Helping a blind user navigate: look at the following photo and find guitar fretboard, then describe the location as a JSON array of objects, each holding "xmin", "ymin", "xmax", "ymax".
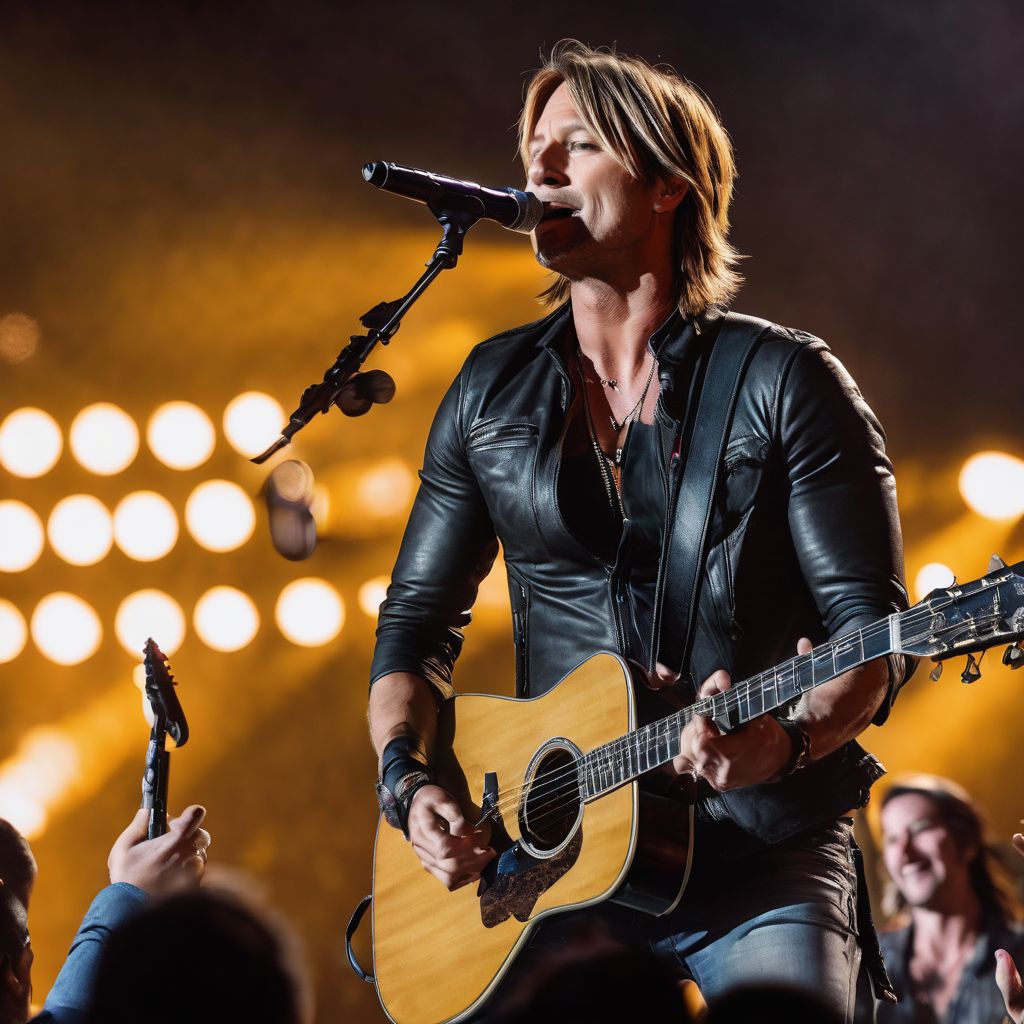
[{"xmin": 578, "ymin": 613, "xmax": 900, "ymax": 801}]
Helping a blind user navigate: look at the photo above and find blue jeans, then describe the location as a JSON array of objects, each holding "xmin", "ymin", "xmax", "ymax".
[{"xmin": 649, "ymin": 818, "xmax": 864, "ymax": 1022}]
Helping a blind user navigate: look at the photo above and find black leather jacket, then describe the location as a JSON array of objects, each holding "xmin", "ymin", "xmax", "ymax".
[{"xmin": 371, "ymin": 304, "xmax": 914, "ymax": 844}]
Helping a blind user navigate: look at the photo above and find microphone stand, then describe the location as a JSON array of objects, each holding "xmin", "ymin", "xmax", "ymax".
[{"xmin": 252, "ymin": 197, "xmax": 484, "ymax": 464}]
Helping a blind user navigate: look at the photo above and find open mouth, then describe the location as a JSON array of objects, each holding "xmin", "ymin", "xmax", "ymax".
[{"xmin": 540, "ymin": 203, "xmax": 578, "ymax": 223}]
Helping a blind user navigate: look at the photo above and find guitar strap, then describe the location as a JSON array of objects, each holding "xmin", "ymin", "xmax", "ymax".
[{"xmin": 653, "ymin": 311, "xmax": 771, "ymax": 679}]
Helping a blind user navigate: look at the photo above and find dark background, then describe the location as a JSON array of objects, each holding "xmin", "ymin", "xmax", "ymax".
[{"xmin": 1, "ymin": 3, "xmax": 1022, "ymax": 1021}]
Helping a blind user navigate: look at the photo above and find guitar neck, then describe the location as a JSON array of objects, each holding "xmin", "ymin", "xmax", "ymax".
[{"xmin": 579, "ymin": 612, "xmax": 902, "ymax": 802}]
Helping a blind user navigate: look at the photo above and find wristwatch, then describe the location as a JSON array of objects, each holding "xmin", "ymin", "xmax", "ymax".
[{"xmin": 775, "ymin": 716, "xmax": 812, "ymax": 776}]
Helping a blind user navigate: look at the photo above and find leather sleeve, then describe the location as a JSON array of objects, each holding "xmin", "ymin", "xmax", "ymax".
[
  {"xmin": 778, "ymin": 341, "xmax": 916, "ymax": 724},
  {"xmin": 369, "ymin": 353, "xmax": 499, "ymax": 699}
]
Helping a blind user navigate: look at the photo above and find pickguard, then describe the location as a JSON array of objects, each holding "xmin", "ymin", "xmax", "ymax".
[{"xmin": 478, "ymin": 828, "xmax": 583, "ymax": 928}]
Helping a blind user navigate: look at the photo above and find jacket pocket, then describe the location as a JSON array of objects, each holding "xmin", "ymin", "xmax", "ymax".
[
  {"xmin": 466, "ymin": 420, "xmax": 539, "ymax": 452},
  {"xmin": 506, "ymin": 564, "xmax": 530, "ymax": 698}
]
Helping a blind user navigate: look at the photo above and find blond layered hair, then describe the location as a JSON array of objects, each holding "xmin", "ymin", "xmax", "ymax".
[{"xmin": 519, "ymin": 40, "xmax": 742, "ymax": 318}]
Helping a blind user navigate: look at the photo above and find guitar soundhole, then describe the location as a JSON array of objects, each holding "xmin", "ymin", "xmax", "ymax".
[{"xmin": 521, "ymin": 745, "xmax": 582, "ymax": 854}]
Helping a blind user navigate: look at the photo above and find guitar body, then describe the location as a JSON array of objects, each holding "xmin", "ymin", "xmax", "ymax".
[{"xmin": 371, "ymin": 652, "xmax": 693, "ymax": 1024}]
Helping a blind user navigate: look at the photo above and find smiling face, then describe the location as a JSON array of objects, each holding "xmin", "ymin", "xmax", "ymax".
[
  {"xmin": 881, "ymin": 792, "xmax": 978, "ymax": 914},
  {"xmin": 525, "ymin": 82, "xmax": 682, "ymax": 287}
]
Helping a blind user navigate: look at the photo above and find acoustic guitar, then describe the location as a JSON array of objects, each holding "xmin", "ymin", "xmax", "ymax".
[{"xmin": 370, "ymin": 557, "xmax": 1024, "ymax": 1024}]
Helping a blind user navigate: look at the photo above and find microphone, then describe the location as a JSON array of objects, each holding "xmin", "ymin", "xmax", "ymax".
[{"xmin": 362, "ymin": 161, "xmax": 543, "ymax": 233}]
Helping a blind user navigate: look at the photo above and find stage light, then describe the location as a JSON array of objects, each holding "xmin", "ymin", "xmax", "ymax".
[
  {"xmin": 70, "ymin": 403, "xmax": 139, "ymax": 475},
  {"xmin": 115, "ymin": 590, "xmax": 186, "ymax": 656},
  {"xmin": 223, "ymin": 392, "xmax": 284, "ymax": 458},
  {"xmin": 0, "ymin": 312, "xmax": 40, "ymax": 363},
  {"xmin": 185, "ymin": 480, "xmax": 255, "ymax": 552},
  {"xmin": 0, "ymin": 501, "xmax": 45, "ymax": 572},
  {"xmin": 914, "ymin": 562, "xmax": 956, "ymax": 601},
  {"xmin": 147, "ymin": 401, "xmax": 216, "ymax": 470},
  {"xmin": 275, "ymin": 578, "xmax": 344, "ymax": 647},
  {"xmin": 113, "ymin": 491, "xmax": 179, "ymax": 561},
  {"xmin": 959, "ymin": 451, "xmax": 1024, "ymax": 521},
  {"xmin": 355, "ymin": 458, "xmax": 416, "ymax": 518},
  {"xmin": 0, "ymin": 727, "xmax": 80, "ymax": 839},
  {"xmin": 193, "ymin": 586, "xmax": 260, "ymax": 652},
  {"xmin": 47, "ymin": 494, "xmax": 114, "ymax": 566},
  {"xmin": 31, "ymin": 593, "xmax": 102, "ymax": 665},
  {"xmin": 0, "ymin": 600, "xmax": 27, "ymax": 663},
  {"xmin": 358, "ymin": 576, "xmax": 390, "ymax": 617},
  {"xmin": 0, "ymin": 407, "xmax": 62, "ymax": 478}
]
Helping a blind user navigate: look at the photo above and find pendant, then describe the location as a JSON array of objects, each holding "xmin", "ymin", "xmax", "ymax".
[
  {"xmin": 609, "ymin": 414, "xmax": 621, "ymax": 432},
  {"xmin": 601, "ymin": 378, "xmax": 618, "ymax": 390}
]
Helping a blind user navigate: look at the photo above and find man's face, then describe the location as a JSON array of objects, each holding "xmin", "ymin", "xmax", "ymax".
[
  {"xmin": 881, "ymin": 793, "xmax": 976, "ymax": 912},
  {"xmin": 525, "ymin": 82, "xmax": 670, "ymax": 281}
]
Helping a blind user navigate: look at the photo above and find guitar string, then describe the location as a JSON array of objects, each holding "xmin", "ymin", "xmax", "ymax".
[
  {"xmin": 501, "ymin": 612, "xmax": 1008, "ymax": 833},
  {"xmin": 484, "ymin": 609, "xmax": 928, "ymax": 823},
  {"xmin": 504, "ymin": 604, "xmax": 1008, "ymax": 826},
  {"xmin": 481, "ymin": 600, "xmax": 1002, "ymax": 826}
]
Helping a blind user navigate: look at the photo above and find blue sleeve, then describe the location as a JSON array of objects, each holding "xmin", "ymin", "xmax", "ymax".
[{"xmin": 35, "ymin": 883, "xmax": 149, "ymax": 1022}]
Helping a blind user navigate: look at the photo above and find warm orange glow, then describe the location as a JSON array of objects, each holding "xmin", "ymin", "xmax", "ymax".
[
  {"xmin": 275, "ymin": 578, "xmax": 344, "ymax": 646},
  {"xmin": 193, "ymin": 586, "xmax": 260, "ymax": 651},
  {"xmin": 222, "ymin": 391, "xmax": 284, "ymax": 458},
  {"xmin": 115, "ymin": 590, "xmax": 186, "ymax": 656},
  {"xmin": 0, "ymin": 600, "xmax": 28, "ymax": 663},
  {"xmin": 959, "ymin": 451, "xmax": 1024, "ymax": 521},
  {"xmin": 358, "ymin": 576, "xmax": 390, "ymax": 617},
  {"xmin": 31, "ymin": 593, "xmax": 103, "ymax": 665},
  {"xmin": 355, "ymin": 458, "xmax": 416, "ymax": 518},
  {"xmin": 47, "ymin": 494, "xmax": 114, "ymax": 566},
  {"xmin": 113, "ymin": 491, "xmax": 179, "ymax": 561},
  {"xmin": 0, "ymin": 500, "xmax": 45, "ymax": 572},
  {"xmin": 913, "ymin": 562, "xmax": 956, "ymax": 601},
  {"xmin": 0, "ymin": 312, "xmax": 40, "ymax": 363},
  {"xmin": 70, "ymin": 403, "xmax": 139, "ymax": 475},
  {"xmin": 185, "ymin": 480, "xmax": 255, "ymax": 552},
  {"xmin": 147, "ymin": 401, "xmax": 216, "ymax": 470},
  {"xmin": 0, "ymin": 407, "xmax": 62, "ymax": 478}
]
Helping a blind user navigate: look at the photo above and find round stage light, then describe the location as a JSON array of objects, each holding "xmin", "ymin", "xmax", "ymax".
[
  {"xmin": 0, "ymin": 407, "xmax": 62, "ymax": 478},
  {"xmin": 193, "ymin": 586, "xmax": 260, "ymax": 652},
  {"xmin": 0, "ymin": 601, "xmax": 28, "ymax": 663},
  {"xmin": 47, "ymin": 495, "xmax": 113, "ymax": 566},
  {"xmin": 147, "ymin": 401, "xmax": 216, "ymax": 470},
  {"xmin": 959, "ymin": 451, "xmax": 1024, "ymax": 521},
  {"xmin": 223, "ymin": 392, "xmax": 284, "ymax": 458},
  {"xmin": 115, "ymin": 590, "xmax": 186, "ymax": 657},
  {"xmin": 70, "ymin": 403, "xmax": 139, "ymax": 475},
  {"xmin": 0, "ymin": 312, "xmax": 40, "ymax": 364},
  {"xmin": 31, "ymin": 593, "xmax": 102, "ymax": 665},
  {"xmin": 113, "ymin": 491, "xmax": 178, "ymax": 561},
  {"xmin": 185, "ymin": 480, "xmax": 255, "ymax": 552},
  {"xmin": 914, "ymin": 562, "xmax": 956, "ymax": 602},
  {"xmin": 355, "ymin": 459, "xmax": 416, "ymax": 518},
  {"xmin": 358, "ymin": 576, "xmax": 390, "ymax": 617},
  {"xmin": 0, "ymin": 501, "xmax": 45, "ymax": 572},
  {"xmin": 275, "ymin": 578, "xmax": 345, "ymax": 647}
]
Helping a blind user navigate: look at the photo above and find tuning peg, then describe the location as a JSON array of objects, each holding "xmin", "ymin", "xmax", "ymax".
[
  {"xmin": 960, "ymin": 652, "xmax": 982, "ymax": 684},
  {"xmin": 929, "ymin": 662, "xmax": 943, "ymax": 682},
  {"xmin": 988, "ymin": 554, "xmax": 1007, "ymax": 573},
  {"xmin": 1003, "ymin": 644, "xmax": 1024, "ymax": 670}
]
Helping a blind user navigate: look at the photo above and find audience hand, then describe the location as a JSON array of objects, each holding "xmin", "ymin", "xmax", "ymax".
[
  {"xmin": 107, "ymin": 805, "xmax": 211, "ymax": 896},
  {"xmin": 994, "ymin": 823, "xmax": 1024, "ymax": 1023}
]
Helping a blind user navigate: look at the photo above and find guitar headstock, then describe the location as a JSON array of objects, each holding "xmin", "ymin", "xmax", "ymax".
[
  {"xmin": 142, "ymin": 638, "xmax": 189, "ymax": 747},
  {"xmin": 895, "ymin": 557, "xmax": 1024, "ymax": 673}
]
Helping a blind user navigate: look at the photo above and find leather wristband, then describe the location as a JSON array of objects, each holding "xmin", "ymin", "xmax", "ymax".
[
  {"xmin": 775, "ymin": 716, "xmax": 812, "ymax": 777},
  {"xmin": 376, "ymin": 736, "xmax": 432, "ymax": 837}
]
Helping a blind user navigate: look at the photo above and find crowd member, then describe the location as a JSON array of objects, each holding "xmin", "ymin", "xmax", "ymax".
[
  {"xmin": 80, "ymin": 888, "xmax": 312, "ymax": 1024},
  {"xmin": 368, "ymin": 38, "xmax": 913, "ymax": 1021},
  {"xmin": 31, "ymin": 805, "xmax": 211, "ymax": 1024},
  {"xmin": 994, "ymin": 828, "xmax": 1024, "ymax": 1023},
  {"xmin": 0, "ymin": 887, "xmax": 31, "ymax": 1024},
  {"xmin": 878, "ymin": 775, "xmax": 1024, "ymax": 1023},
  {"xmin": 0, "ymin": 822, "xmax": 37, "ymax": 911}
]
